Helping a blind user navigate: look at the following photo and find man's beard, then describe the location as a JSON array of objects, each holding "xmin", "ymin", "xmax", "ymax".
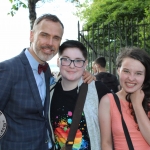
[
  {"xmin": 34, "ymin": 46, "xmax": 55, "ymax": 62},
  {"xmin": 36, "ymin": 50, "xmax": 54, "ymax": 62}
]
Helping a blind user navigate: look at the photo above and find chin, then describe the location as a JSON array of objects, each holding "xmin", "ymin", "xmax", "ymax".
[
  {"xmin": 67, "ymin": 78, "xmax": 76, "ymax": 81},
  {"xmin": 124, "ymin": 88, "xmax": 137, "ymax": 94},
  {"xmin": 40, "ymin": 54, "xmax": 54, "ymax": 62},
  {"xmin": 66, "ymin": 76, "xmax": 79, "ymax": 82}
]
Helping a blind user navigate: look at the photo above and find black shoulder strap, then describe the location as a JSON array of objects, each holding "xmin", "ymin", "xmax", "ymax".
[
  {"xmin": 65, "ymin": 83, "xmax": 88, "ymax": 150},
  {"xmin": 50, "ymin": 77, "xmax": 62, "ymax": 92},
  {"xmin": 112, "ymin": 92, "xmax": 134, "ymax": 150}
]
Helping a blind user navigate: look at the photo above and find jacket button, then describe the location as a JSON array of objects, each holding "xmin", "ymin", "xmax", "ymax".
[{"xmin": 45, "ymin": 139, "xmax": 48, "ymax": 143}]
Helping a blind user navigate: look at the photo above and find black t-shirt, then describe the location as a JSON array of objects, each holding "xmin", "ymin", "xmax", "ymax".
[
  {"xmin": 50, "ymin": 80, "xmax": 110, "ymax": 150},
  {"xmin": 95, "ymin": 72, "xmax": 119, "ymax": 93}
]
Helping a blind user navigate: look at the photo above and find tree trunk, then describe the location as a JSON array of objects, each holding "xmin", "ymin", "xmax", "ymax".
[{"xmin": 28, "ymin": 0, "xmax": 39, "ymax": 29}]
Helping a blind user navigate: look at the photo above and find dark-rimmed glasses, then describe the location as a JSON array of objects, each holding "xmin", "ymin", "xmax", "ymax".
[{"xmin": 60, "ymin": 58, "xmax": 85, "ymax": 68}]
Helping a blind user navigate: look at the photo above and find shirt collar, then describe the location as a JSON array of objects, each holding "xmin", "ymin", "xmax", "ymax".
[{"xmin": 25, "ymin": 48, "xmax": 39, "ymax": 71}]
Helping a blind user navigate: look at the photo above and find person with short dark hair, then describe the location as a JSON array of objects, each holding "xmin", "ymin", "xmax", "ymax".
[
  {"xmin": 94, "ymin": 56, "xmax": 119, "ymax": 93},
  {"xmin": 49, "ymin": 40, "xmax": 110, "ymax": 150}
]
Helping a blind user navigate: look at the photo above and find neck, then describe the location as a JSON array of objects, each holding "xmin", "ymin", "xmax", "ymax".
[
  {"xmin": 98, "ymin": 68, "xmax": 106, "ymax": 73},
  {"xmin": 61, "ymin": 77, "xmax": 81, "ymax": 91},
  {"xmin": 117, "ymin": 89, "xmax": 128, "ymax": 101}
]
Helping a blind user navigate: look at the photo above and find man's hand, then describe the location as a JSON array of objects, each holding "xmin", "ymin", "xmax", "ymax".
[{"xmin": 82, "ymin": 71, "xmax": 96, "ymax": 84}]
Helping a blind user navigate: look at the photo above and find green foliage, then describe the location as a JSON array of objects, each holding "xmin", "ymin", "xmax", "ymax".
[
  {"xmin": 77, "ymin": 0, "xmax": 150, "ymax": 72},
  {"xmin": 77, "ymin": 0, "xmax": 150, "ymax": 27},
  {"xmin": 8, "ymin": 0, "xmax": 28, "ymax": 16},
  {"xmin": 8, "ymin": 0, "xmax": 80, "ymax": 17},
  {"xmin": 8, "ymin": 0, "xmax": 79, "ymax": 29}
]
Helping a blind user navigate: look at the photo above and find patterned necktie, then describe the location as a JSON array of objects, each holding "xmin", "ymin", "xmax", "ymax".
[{"xmin": 38, "ymin": 63, "xmax": 48, "ymax": 74}]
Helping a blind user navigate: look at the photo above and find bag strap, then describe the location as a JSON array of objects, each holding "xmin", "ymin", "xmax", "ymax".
[
  {"xmin": 65, "ymin": 83, "xmax": 88, "ymax": 150},
  {"xmin": 112, "ymin": 92, "xmax": 134, "ymax": 150},
  {"xmin": 50, "ymin": 77, "xmax": 62, "ymax": 92}
]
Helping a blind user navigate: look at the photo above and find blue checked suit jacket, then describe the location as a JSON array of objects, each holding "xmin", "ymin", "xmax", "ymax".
[{"xmin": 0, "ymin": 50, "xmax": 53, "ymax": 150}]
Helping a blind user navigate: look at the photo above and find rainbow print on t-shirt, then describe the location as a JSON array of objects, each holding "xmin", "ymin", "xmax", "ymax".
[{"xmin": 54, "ymin": 120, "xmax": 82, "ymax": 149}]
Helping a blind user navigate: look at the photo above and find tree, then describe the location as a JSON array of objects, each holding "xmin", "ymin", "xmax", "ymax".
[
  {"xmin": 76, "ymin": 0, "xmax": 150, "ymax": 72},
  {"xmin": 8, "ymin": 0, "xmax": 80, "ymax": 29},
  {"xmin": 76, "ymin": 0, "xmax": 150, "ymax": 26}
]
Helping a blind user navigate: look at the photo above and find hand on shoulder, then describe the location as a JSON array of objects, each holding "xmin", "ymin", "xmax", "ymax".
[{"xmin": 82, "ymin": 70, "xmax": 96, "ymax": 84}]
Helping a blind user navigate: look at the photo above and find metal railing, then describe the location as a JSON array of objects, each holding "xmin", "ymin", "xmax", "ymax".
[{"xmin": 78, "ymin": 19, "xmax": 150, "ymax": 74}]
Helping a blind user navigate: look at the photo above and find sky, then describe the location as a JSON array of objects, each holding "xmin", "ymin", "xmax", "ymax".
[{"xmin": 0, "ymin": 0, "xmax": 81, "ymax": 72}]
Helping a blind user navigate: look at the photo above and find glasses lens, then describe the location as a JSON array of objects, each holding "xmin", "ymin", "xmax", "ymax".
[
  {"xmin": 74, "ymin": 60, "xmax": 85, "ymax": 68},
  {"xmin": 61, "ymin": 58, "xmax": 71, "ymax": 66}
]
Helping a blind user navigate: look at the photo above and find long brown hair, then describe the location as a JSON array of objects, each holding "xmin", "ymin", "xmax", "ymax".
[{"xmin": 116, "ymin": 47, "xmax": 150, "ymax": 126}]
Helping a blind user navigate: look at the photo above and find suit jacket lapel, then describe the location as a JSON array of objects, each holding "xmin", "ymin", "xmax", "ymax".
[
  {"xmin": 44, "ymin": 64, "xmax": 51, "ymax": 118},
  {"xmin": 19, "ymin": 50, "xmax": 43, "ymax": 117}
]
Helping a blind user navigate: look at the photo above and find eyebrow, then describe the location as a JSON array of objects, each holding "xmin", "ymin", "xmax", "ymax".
[
  {"xmin": 136, "ymin": 71, "xmax": 145, "ymax": 73},
  {"xmin": 40, "ymin": 32, "xmax": 61, "ymax": 39},
  {"xmin": 123, "ymin": 68, "xmax": 145, "ymax": 73},
  {"xmin": 40, "ymin": 31, "xmax": 48, "ymax": 34}
]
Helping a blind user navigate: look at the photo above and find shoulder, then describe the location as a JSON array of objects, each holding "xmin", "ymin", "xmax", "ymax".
[
  {"xmin": 100, "ymin": 93, "xmax": 112, "ymax": 104},
  {"xmin": 95, "ymin": 72, "xmax": 104, "ymax": 79},
  {"xmin": 94, "ymin": 81, "xmax": 110, "ymax": 100},
  {"xmin": 0, "ymin": 57, "xmax": 17, "ymax": 71},
  {"xmin": 99, "ymin": 93, "xmax": 114, "ymax": 114},
  {"xmin": 108, "ymin": 73, "xmax": 118, "ymax": 81},
  {"xmin": 100, "ymin": 93, "xmax": 117, "ymax": 111},
  {"xmin": 95, "ymin": 81, "xmax": 110, "ymax": 93},
  {"xmin": 50, "ymin": 77, "xmax": 61, "ymax": 91},
  {"xmin": 99, "ymin": 94, "xmax": 111, "ymax": 115},
  {"xmin": 0, "ymin": 52, "xmax": 24, "ymax": 66},
  {"xmin": 95, "ymin": 80, "xmax": 107, "ymax": 87},
  {"xmin": 111, "ymin": 73, "xmax": 118, "ymax": 79}
]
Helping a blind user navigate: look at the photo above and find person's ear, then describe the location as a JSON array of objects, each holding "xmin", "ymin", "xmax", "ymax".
[
  {"xmin": 97, "ymin": 64, "xmax": 101, "ymax": 69},
  {"xmin": 57, "ymin": 58, "xmax": 60, "ymax": 67},
  {"xmin": 117, "ymin": 68, "xmax": 120, "ymax": 75},
  {"xmin": 30, "ymin": 30, "xmax": 34, "ymax": 43}
]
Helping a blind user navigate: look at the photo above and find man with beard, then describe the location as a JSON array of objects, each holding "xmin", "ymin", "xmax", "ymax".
[{"xmin": 0, "ymin": 14, "xmax": 94, "ymax": 150}]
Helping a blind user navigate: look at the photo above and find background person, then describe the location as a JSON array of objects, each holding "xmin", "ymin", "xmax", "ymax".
[
  {"xmin": 49, "ymin": 40, "xmax": 110, "ymax": 150},
  {"xmin": 99, "ymin": 47, "xmax": 150, "ymax": 150},
  {"xmin": 94, "ymin": 56, "xmax": 119, "ymax": 93},
  {"xmin": 92, "ymin": 61, "xmax": 97, "ymax": 75}
]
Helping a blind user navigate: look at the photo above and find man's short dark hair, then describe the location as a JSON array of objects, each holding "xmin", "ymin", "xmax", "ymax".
[
  {"xmin": 33, "ymin": 13, "xmax": 64, "ymax": 30},
  {"xmin": 95, "ymin": 57, "xmax": 106, "ymax": 68}
]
